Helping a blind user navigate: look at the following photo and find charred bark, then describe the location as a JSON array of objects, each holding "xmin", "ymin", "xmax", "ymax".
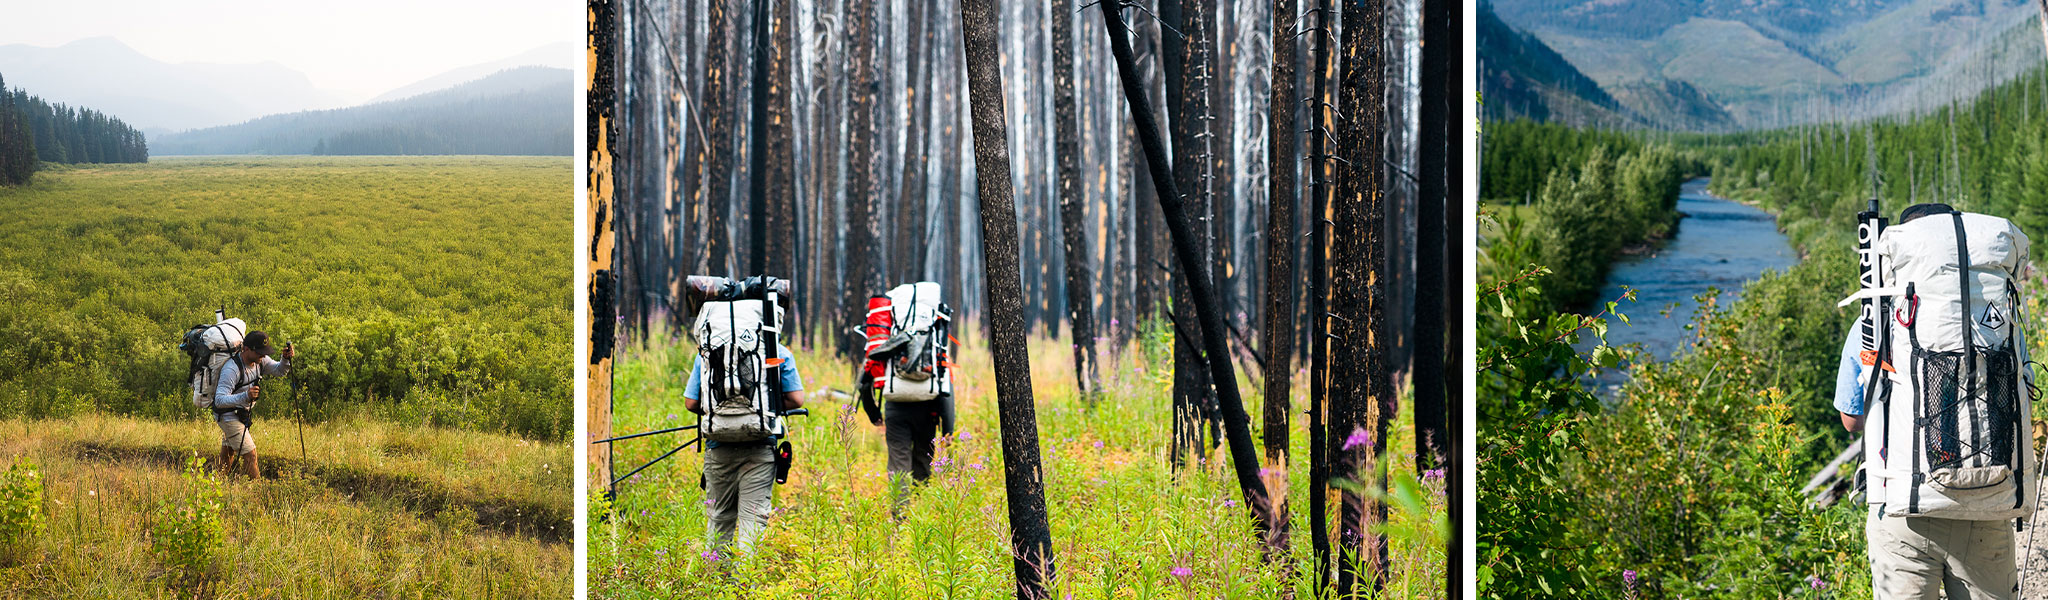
[
  {"xmin": 703, "ymin": 0, "xmax": 735, "ymax": 276},
  {"xmin": 959, "ymin": 0, "xmax": 1058, "ymax": 596},
  {"xmin": 1331, "ymin": 0, "xmax": 1389, "ymax": 594},
  {"xmin": 1419, "ymin": 0, "xmax": 1464, "ymax": 594},
  {"xmin": 1052, "ymin": 0, "xmax": 1102, "ymax": 404},
  {"xmin": 843, "ymin": 0, "xmax": 883, "ymax": 360},
  {"xmin": 1101, "ymin": 0, "xmax": 1290, "ymax": 560},
  {"xmin": 1262, "ymin": 0, "xmax": 1298, "ymax": 470}
]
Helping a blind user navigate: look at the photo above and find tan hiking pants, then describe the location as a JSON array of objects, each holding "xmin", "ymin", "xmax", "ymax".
[
  {"xmin": 703, "ymin": 443, "xmax": 777, "ymax": 556},
  {"xmin": 1867, "ymin": 505, "xmax": 2017, "ymax": 599}
]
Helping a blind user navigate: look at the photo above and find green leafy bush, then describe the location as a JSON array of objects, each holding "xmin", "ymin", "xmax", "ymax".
[
  {"xmin": 151, "ymin": 453, "xmax": 225, "ymax": 597},
  {"xmin": 0, "ymin": 457, "xmax": 45, "ymax": 565}
]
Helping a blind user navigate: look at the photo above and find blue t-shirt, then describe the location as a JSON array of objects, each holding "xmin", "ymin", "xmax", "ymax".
[
  {"xmin": 1833, "ymin": 326, "xmax": 1867, "ymax": 416},
  {"xmin": 685, "ymin": 345, "xmax": 804, "ymax": 448}
]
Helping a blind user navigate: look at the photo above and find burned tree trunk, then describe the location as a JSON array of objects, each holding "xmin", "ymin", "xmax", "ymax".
[
  {"xmin": 843, "ymin": 0, "xmax": 883, "ymax": 360},
  {"xmin": 1161, "ymin": 0, "xmax": 1218, "ymax": 469},
  {"xmin": 587, "ymin": 0, "xmax": 619, "ymax": 503},
  {"xmin": 1413, "ymin": 0, "xmax": 1450, "ymax": 471},
  {"xmin": 1331, "ymin": 0, "xmax": 1389, "ymax": 594},
  {"xmin": 1102, "ymin": 0, "xmax": 1290, "ymax": 560},
  {"xmin": 766, "ymin": 0, "xmax": 797, "ymax": 281},
  {"xmin": 1052, "ymin": 0, "xmax": 1102, "ymax": 404},
  {"xmin": 1304, "ymin": 0, "xmax": 1337, "ymax": 586},
  {"xmin": 703, "ymin": 0, "xmax": 735, "ymax": 276},
  {"xmin": 1262, "ymin": 0, "xmax": 1299, "ymax": 471},
  {"xmin": 1419, "ymin": 0, "xmax": 1464, "ymax": 594},
  {"xmin": 748, "ymin": 0, "xmax": 771, "ymax": 275},
  {"xmin": 959, "ymin": 0, "xmax": 1058, "ymax": 596},
  {"xmin": 897, "ymin": 0, "xmax": 932, "ymax": 285}
]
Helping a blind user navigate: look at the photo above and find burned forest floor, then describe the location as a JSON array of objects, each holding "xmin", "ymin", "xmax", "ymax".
[{"xmin": 592, "ymin": 322, "xmax": 1448, "ymax": 599}]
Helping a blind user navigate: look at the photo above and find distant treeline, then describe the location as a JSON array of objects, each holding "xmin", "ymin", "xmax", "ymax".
[
  {"xmin": 152, "ymin": 66, "xmax": 571, "ymax": 156},
  {"xmin": 1481, "ymin": 120, "xmax": 1702, "ymax": 310},
  {"xmin": 0, "ymin": 72, "xmax": 148, "ymax": 185},
  {"xmin": 1707, "ymin": 64, "xmax": 2048, "ymax": 259}
]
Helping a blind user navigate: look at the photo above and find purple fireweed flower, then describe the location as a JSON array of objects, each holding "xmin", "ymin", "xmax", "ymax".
[
  {"xmin": 1423, "ymin": 468, "xmax": 1445, "ymax": 480},
  {"xmin": 1171, "ymin": 566, "xmax": 1192, "ymax": 579},
  {"xmin": 703, "ymin": 498, "xmax": 715, "ymax": 506},
  {"xmin": 1807, "ymin": 575, "xmax": 1826, "ymax": 590},
  {"xmin": 667, "ymin": 413, "xmax": 678, "ymax": 421},
  {"xmin": 960, "ymin": 431, "xmax": 973, "ymax": 441},
  {"xmin": 1624, "ymin": 570, "xmax": 1638, "ymax": 588},
  {"xmin": 1093, "ymin": 440, "xmax": 1104, "ymax": 449},
  {"xmin": 1342, "ymin": 427, "xmax": 1372, "ymax": 451},
  {"xmin": 1259, "ymin": 467, "xmax": 1279, "ymax": 478},
  {"xmin": 1223, "ymin": 498, "xmax": 1237, "ymax": 508},
  {"xmin": 970, "ymin": 461, "xmax": 986, "ymax": 471},
  {"xmin": 701, "ymin": 550, "xmax": 722, "ymax": 562}
]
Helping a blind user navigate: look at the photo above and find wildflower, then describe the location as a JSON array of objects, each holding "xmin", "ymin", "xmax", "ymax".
[
  {"xmin": 640, "ymin": 509, "xmax": 649, "ymax": 517},
  {"xmin": 703, "ymin": 498, "xmax": 715, "ymax": 507},
  {"xmin": 970, "ymin": 461, "xmax": 986, "ymax": 471},
  {"xmin": 1093, "ymin": 440, "xmax": 1104, "ymax": 449},
  {"xmin": 1342, "ymin": 427, "xmax": 1372, "ymax": 451},
  {"xmin": 667, "ymin": 413, "xmax": 678, "ymax": 421},
  {"xmin": 701, "ymin": 549, "xmax": 722, "ymax": 562},
  {"xmin": 1222, "ymin": 498, "xmax": 1237, "ymax": 508},
  {"xmin": 1171, "ymin": 566, "xmax": 1192, "ymax": 579},
  {"xmin": 1258, "ymin": 467, "xmax": 1278, "ymax": 478},
  {"xmin": 1624, "ymin": 569, "xmax": 1638, "ymax": 588},
  {"xmin": 1807, "ymin": 575, "xmax": 1827, "ymax": 590},
  {"xmin": 655, "ymin": 549, "xmax": 667, "ymax": 556},
  {"xmin": 1423, "ymin": 468, "xmax": 1445, "ymax": 480},
  {"xmin": 960, "ymin": 431, "xmax": 974, "ymax": 441}
]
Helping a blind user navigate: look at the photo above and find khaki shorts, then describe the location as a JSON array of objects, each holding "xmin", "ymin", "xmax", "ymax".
[
  {"xmin": 1867, "ymin": 505, "xmax": 2016, "ymax": 599},
  {"xmin": 218, "ymin": 418, "xmax": 256, "ymax": 455}
]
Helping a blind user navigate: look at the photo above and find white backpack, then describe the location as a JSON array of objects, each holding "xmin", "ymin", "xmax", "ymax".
[
  {"xmin": 692, "ymin": 298, "xmax": 785, "ymax": 442},
  {"xmin": 1851, "ymin": 211, "xmax": 2035, "ymax": 520},
  {"xmin": 870, "ymin": 282, "xmax": 954, "ymax": 402},
  {"xmin": 179, "ymin": 311, "xmax": 245, "ymax": 411}
]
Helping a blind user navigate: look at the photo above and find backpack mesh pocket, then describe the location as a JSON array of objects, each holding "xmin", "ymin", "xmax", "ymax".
[{"xmin": 1916, "ymin": 345, "xmax": 2020, "ymax": 471}]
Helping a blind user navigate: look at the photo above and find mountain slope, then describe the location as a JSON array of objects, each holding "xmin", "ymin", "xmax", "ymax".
[
  {"xmin": 1480, "ymin": 2, "xmax": 1641, "ymax": 128},
  {"xmin": 1493, "ymin": 0, "xmax": 2048, "ymax": 128},
  {"xmin": 0, "ymin": 37, "xmax": 343, "ymax": 134},
  {"xmin": 368, "ymin": 42, "xmax": 577, "ymax": 104},
  {"xmin": 150, "ymin": 67, "xmax": 570, "ymax": 156}
]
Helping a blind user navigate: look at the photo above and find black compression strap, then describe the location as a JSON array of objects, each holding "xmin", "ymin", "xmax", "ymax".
[{"xmin": 1952, "ymin": 213, "xmax": 1979, "ymax": 470}]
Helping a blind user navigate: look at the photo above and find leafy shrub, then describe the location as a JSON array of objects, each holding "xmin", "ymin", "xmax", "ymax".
[
  {"xmin": 0, "ymin": 457, "xmax": 45, "ymax": 565},
  {"xmin": 151, "ymin": 453, "xmax": 225, "ymax": 597}
]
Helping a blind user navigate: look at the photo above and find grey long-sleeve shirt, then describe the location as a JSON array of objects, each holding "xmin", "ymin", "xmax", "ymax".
[{"xmin": 214, "ymin": 355, "xmax": 290, "ymax": 422}]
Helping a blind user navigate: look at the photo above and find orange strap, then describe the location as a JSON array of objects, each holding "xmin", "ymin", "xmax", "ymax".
[
  {"xmin": 948, "ymin": 335, "xmax": 960, "ymax": 346},
  {"xmin": 766, "ymin": 358, "xmax": 785, "ymax": 367},
  {"xmin": 1856, "ymin": 350, "xmax": 1895, "ymax": 373}
]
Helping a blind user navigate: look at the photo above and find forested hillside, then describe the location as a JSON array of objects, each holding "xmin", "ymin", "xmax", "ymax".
[
  {"xmin": 151, "ymin": 67, "xmax": 571, "ymax": 156},
  {"xmin": 0, "ymin": 72, "xmax": 149, "ymax": 185}
]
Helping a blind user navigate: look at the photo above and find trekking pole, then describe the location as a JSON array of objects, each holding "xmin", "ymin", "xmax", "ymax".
[{"xmin": 290, "ymin": 342, "xmax": 306, "ymax": 463}]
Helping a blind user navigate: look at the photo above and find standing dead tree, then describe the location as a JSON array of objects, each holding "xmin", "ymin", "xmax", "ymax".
[
  {"xmin": 1052, "ymin": 0, "xmax": 1103, "ymax": 405},
  {"xmin": 1303, "ymin": 0, "xmax": 1338, "ymax": 586},
  {"xmin": 1262, "ymin": 0, "xmax": 1299, "ymax": 479},
  {"xmin": 958, "ymin": 0, "xmax": 1058, "ymax": 596},
  {"xmin": 1330, "ymin": 0, "xmax": 1389, "ymax": 594},
  {"xmin": 1416, "ymin": 0, "xmax": 1461, "ymax": 593},
  {"xmin": 842, "ymin": 0, "xmax": 884, "ymax": 361},
  {"xmin": 1101, "ymin": 0, "xmax": 1290, "ymax": 559}
]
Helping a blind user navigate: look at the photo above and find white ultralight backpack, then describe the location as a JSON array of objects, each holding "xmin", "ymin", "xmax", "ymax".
[
  {"xmin": 692, "ymin": 299, "xmax": 785, "ymax": 442},
  {"xmin": 1854, "ymin": 211, "xmax": 2035, "ymax": 520},
  {"xmin": 872, "ymin": 282, "xmax": 953, "ymax": 402},
  {"xmin": 181, "ymin": 312, "xmax": 246, "ymax": 411}
]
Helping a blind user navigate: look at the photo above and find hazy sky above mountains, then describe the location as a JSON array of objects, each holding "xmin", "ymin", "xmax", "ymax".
[{"xmin": 0, "ymin": 0, "xmax": 575, "ymax": 102}]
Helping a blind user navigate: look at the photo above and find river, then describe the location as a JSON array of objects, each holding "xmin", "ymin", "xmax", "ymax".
[{"xmin": 1581, "ymin": 178, "xmax": 1798, "ymax": 393}]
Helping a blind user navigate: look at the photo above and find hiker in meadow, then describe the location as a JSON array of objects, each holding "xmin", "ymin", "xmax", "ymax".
[
  {"xmin": 682, "ymin": 276, "xmax": 806, "ymax": 557},
  {"xmin": 212, "ymin": 330, "xmax": 294, "ymax": 480},
  {"xmin": 1835, "ymin": 202, "xmax": 2034, "ymax": 599},
  {"xmin": 855, "ymin": 282, "xmax": 957, "ymax": 517}
]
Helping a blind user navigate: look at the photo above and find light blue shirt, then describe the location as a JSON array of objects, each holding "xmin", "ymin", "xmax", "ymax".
[
  {"xmin": 682, "ymin": 344, "xmax": 804, "ymax": 401},
  {"xmin": 214, "ymin": 354, "xmax": 290, "ymax": 422},
  {"xmin": 1833, "ymin": 325, "xmax": 1867, "ymax": 416}
]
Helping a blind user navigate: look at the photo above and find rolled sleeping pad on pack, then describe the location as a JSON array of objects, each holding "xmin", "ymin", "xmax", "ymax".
[
  {"xmin": 681, "ymin": 275, "xmax": 793, "ymax": 321},
  {"xmin": 863, "ymin": 294, "xmax": 893, "ymax": 385}
]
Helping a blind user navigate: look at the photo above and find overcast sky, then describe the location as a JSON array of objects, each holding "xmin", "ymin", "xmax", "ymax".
[{"xmin": 0, "ymin": 0, "xmax": 578, "ymax": 103}]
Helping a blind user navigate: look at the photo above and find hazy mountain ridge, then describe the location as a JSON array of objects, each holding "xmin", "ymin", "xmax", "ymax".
[
  {"xmin": 1493, "ymin": 0, "xmax": 2047, "ymax": 128},
  {"xmin": 150, "ymin": 66, "xmax": 571, "ymax": 156},
  {"xmin": 0, "ymin": 37, "xmax": 344, "ymax": 134}
]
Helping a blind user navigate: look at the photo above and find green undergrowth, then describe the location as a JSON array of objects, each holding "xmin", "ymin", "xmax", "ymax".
[
  {"xmin": 0, "ymin": 413, "xmax": 570, "ymax": 598},
  {"xmin": 592, "ymin": 323, "xmax": 1448, "ymax": 599}
]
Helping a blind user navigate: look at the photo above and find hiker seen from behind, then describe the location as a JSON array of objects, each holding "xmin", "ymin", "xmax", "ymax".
[
  {"xmin": 1835, "ymin": 202, "xmax": 2035, "ymax": 599},
  {"xmin": 684, "ymin": 277, "xmax": 805, "ymax": 558}
]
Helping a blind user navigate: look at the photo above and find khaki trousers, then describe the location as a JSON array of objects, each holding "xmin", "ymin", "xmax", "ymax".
[
  {"xmin": 704, "ymin": 444, "xmax": 777, "ymax": 556},
  {"xmin": 1868, "ymin": 505, "xmax": 2016, "ymax": 599}
]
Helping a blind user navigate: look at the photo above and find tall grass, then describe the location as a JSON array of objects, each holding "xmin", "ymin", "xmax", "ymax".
[
  {"xmin": 593, "ymin": 320, "xmax": 1446, "ymax": 598},
  {"xmin": 0, "ymin": 413, "xmax": 571, "ymax": 598}
]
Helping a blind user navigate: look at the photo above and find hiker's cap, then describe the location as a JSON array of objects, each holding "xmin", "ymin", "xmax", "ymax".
[
  {"xmin": 244, "ymin": 330, "xmax": 273, "ymax": 355},
  {"xmin": 1898, "ymin": 203, "xmax": 1955, "ymax": 224}
]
